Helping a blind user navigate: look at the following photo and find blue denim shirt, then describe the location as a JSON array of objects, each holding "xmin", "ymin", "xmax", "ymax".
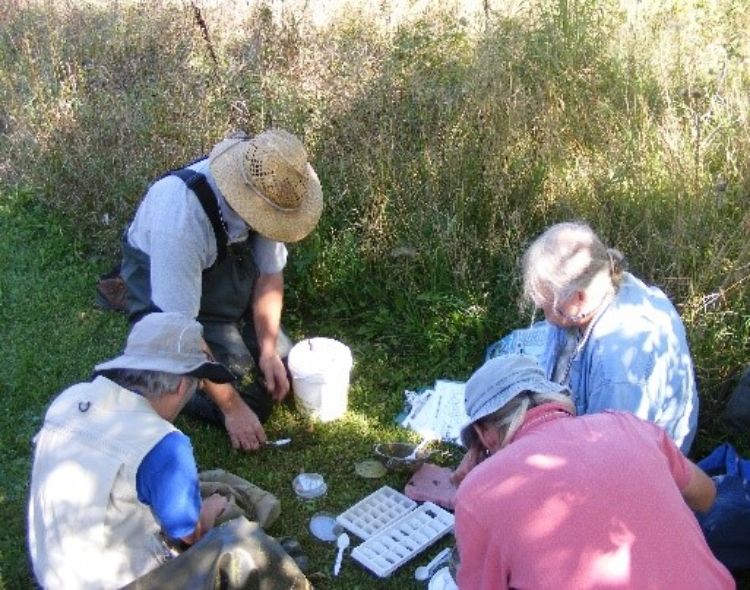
[{"xmin": 540, "ymin": 273, "xmax": 698, "ymax": 453}]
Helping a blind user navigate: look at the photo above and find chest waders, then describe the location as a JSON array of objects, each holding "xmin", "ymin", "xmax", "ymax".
[
  {"xmin": 120, "ymin": 161, "xmax": 258, "ymax": 326},
  {"xmin": 120, "ymin": 163, "xmax": 275, "ymax": 423}
]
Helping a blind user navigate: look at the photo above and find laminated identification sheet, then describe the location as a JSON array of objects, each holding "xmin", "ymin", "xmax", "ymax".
[{"xmin": 400, "ymin": 380, "xmax": 469, "ymax": 446}]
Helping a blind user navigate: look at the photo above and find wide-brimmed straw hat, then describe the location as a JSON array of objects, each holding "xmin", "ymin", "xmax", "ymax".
[
  {"xmin": 209, "ymin": 129, "xmax": 323, "ymax": 243},
  {"xmin": 459, "ymin": 354, "xmax": 569, "ymax": 447},
  {"xmin": 94, "ymin": 312, "xmax": 235, "ymax": 383}
]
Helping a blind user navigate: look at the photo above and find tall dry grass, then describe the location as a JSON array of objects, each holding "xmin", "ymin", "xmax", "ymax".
[
  {"xmin": 1, "ymin": 0, "xmax": 749, "ymax": 429},
  {"xmin": 2, "ymin": 2, "xmax": 750, "ymax": 588}
]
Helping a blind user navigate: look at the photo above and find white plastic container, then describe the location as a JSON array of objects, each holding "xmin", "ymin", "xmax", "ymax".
[
  {"xmin": 429, "ymin": 566, "xmax": 458, "ymax": 590},
  {"xmin": 288, "ymin": 337, "xmax": 353, "ymax": 422}
]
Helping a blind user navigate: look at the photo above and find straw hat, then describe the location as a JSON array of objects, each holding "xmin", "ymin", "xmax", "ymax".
[{"xmin": 209, "ymin": 129, "xmax": 323, "ymax": 243}]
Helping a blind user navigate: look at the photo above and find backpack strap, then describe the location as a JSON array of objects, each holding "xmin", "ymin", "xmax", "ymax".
[{"xmin": 171, "ymin": 166, "xmax": 228, "ymax": 264}]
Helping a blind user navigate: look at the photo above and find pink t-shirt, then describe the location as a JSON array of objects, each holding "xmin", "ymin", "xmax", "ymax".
[{"xmin": 454, "ymin": 407, "xmax": 735, "ymax": 590}]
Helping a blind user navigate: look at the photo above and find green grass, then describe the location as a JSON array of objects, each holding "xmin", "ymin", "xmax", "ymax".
[
  {"xmin": 0, "ymin": 190, "xmax": 128, "ymax": 588},
  {"xmin": 0, "ymin": 188, "xmax": 464, "ymax": 589},
  {"xmin": 3, "ymin": 171, "xmax": 749, "ymax": 589}
]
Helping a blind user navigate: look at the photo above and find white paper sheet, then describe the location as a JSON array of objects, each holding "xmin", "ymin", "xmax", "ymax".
[{"xmin": 400, "ymin": 380, "xmax": 469, "ymax": 446}]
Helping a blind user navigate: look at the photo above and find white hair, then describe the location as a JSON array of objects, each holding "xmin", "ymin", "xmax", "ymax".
[
  {"xmin": 522, "ymin": 222, "xmax": 625, "ymax": 308},
  {"xmin": 104, "ymin": 369, "xmax": 198, "ymax": 400}
]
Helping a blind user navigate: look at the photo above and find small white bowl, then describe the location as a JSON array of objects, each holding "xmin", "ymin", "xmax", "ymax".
[
  {"xmin": 429, "ymin": 566, "xmax": 458, "ymax": 590},
  {"xmin": 292, "ymin": 472, "xmax": 327, "ymax": 500}
]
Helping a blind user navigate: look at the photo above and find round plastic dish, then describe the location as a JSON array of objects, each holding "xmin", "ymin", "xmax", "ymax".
[
  {"xmin": 309, "ymin": 511, "xmax": 343, "ymax": 542},
  {"xmin": 354, "ymin": 459, "xmax": 387, "ymax": 479},
  {"xmin": 374, "ymin": 442, "xmax": 433, "ymax": 472},
  {"xmin": 292, "ymin": 472, "xmax": 327, "ymax": 500}
]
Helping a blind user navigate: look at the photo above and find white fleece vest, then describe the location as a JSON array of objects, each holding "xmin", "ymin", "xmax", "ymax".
[{"xmin": 28, "ymin": 376, "xmax": 177, "ymax": 590}]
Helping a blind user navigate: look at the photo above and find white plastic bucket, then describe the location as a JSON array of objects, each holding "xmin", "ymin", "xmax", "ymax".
[{"xmin": 288, "ymin": 337, "xmax": 353, "ymax": 422}]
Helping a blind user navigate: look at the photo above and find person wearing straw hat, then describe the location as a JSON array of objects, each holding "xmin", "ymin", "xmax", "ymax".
[
  {"xmin": 28, "ymin": 312, "xmax": 311, "ymax": 590},
  {"xmin": 451, "ymin": 354, "xmax": 733, "ymax": 590},
  {"xmin": 120, "ymin": 129, "xmax": 323, "ymax": 452}
]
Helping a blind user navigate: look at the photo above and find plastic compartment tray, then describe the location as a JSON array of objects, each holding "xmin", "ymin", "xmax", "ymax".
[
  {"xmin": 336, "ymin": 486, "xmax": 416, "ymax": 540},
  {"xmin": 350, "ymin": 501, "xmax": 454, "ymax": 578}
]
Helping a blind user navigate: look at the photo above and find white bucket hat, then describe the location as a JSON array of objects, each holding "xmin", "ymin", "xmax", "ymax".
[
  {"xmin": 94, "ymin": 312, "xmax": 235, "ymax": 383},
  {"xmin": 209, "ymin": 129, "xmax": 324, "ymax": 243}
]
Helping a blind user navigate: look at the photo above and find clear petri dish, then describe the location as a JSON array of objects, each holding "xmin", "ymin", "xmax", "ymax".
[
  {"xmin": 292, "ymin": 472, "xmax": 327, "ymax": 500},
  {"xmin": 309, "ymin": 511, "xmax": 343, "ymax": 542},
  {"xmin": 355, "ymin": 459, "xmax": 387, "ymax": 479}
]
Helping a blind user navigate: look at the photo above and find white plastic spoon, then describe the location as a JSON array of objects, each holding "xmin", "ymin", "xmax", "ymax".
[
  {"xmin": 333, "ymin": 532, "xmax": 350, "ymax": 577},
  {"xmin": 414, "ymin": 547, "xmax": 452, "ymax": 581}
]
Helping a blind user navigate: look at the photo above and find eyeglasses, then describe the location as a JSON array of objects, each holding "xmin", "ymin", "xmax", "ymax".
[
  {"xmin": 544, "ymin": 289, "xmax": 613, "ymax": 324},
  {"xmin": 552, "ymin": 303, "xmax": 590, "ymax": 323}
]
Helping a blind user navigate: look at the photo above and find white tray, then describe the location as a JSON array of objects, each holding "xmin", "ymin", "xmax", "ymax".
[
  {"xmin": 350, "ymin": 502, "xmax": 454, "ymax": 578},
  {"xmin": 336, "ymin": 486, "xmax": 416, "ymax": 540}
]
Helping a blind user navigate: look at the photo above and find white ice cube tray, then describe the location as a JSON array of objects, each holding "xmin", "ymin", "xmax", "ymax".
[
  {"xmin": 336, "ymin": 486, "xmax": 417, "ymax": 540},
  {"xmin": 350, "ymin": 501, "xmax": 454, "ymax": 578}
]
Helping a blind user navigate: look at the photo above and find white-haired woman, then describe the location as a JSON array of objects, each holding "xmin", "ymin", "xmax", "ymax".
[
  {"xmin": 521, "ymin": 221, "xmax": 698, "ymax": 453},
  {"xmin": 453, "ymin": 355, "xmax": 732, "ymax": 590}
]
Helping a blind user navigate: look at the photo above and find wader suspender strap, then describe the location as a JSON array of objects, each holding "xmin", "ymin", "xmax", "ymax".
[{"xmin": 171, "ymin": 167, "xmax": 229, "ymax": 264}]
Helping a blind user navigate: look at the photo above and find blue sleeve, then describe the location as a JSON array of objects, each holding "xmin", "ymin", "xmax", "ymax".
[{"xmin": 136, "ymin": 431, "xmax": 201, "ymax": 540}]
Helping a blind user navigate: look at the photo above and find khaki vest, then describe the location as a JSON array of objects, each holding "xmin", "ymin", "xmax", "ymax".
[{"xmin": 28, "ymin": 377, "xmax": 177, "ymax": 589}]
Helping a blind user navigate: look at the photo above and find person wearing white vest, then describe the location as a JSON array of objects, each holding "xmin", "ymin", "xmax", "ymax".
[{"xmin": 28, "ymin": 312, "xmax": 311, "ymax": 590}]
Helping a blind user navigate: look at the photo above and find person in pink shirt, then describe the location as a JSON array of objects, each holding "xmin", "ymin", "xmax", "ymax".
[{"xmin": 452, "ymin": 354, "xmax": 734, "ymax": 590}]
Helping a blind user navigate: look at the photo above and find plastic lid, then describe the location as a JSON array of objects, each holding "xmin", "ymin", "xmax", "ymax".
[
  {"xmin": 292, "ymin": 472, "xmax": 327, "ymax": 500},
  {"xmin": 355, "ymin": 459, "xmax": 387, "ymax": 479},
  {"xmin": 429, "ymin": 566, "xmax": 458, "ymax": 590},
  {"xmin": 309, "ymin": 512, "xmax": 342, "ymax": 542}
]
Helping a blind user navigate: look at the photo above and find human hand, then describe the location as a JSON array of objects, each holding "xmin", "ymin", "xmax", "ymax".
[
  {"xmin": 201, "ymin": 493, "xmax": 230, "ymax": 528},
  {"xmin": 183, "ymin": 493, "xmax": 230, "ymax": 544},
  {"xmin": 258, "ymin": 352, "xmax": 290, "ymax": 402},
  {"xmin": 223, "ymin": 400, "xmax": 267, "ymax": 451},
  {"xmin": 450, "ymin": 443, "xmax": 485, "ymax": 487}
]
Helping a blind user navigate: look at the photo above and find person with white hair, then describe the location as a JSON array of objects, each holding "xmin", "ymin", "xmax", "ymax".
[
  {"xmin": 120, "ymin": 129, "xmax": 324, "ymax": 452},
  {"xmin": 452, "ymin": 354, "xmax": 733, "ymax": 590},
  {"xmin": 521, "ymin": 221, "xmax": 698, "ymax": 453},
  {"xmin": 28, "ymin": 312, "xmax": 311, "ymax": 590}
]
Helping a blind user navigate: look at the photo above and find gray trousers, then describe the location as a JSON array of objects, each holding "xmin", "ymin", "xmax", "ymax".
[
  {"xmin": 120, "ymin": 517, "xmax": 311, "ymax": 590},
  {"xmin": 185, "ymin": 321, "xmax": 293, "ymax": 425},
  {"xmin": 121, "ymin": 238, "xmax": 293, "ymax": 425}
]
